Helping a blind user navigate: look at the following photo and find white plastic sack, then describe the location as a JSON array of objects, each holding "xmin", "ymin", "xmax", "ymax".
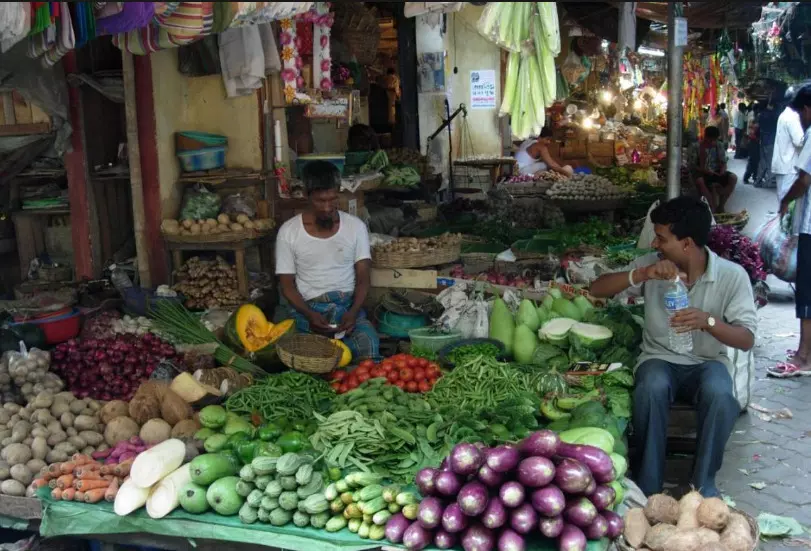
[
  {"xmin": 755, "ymin": 215, "xmax": 798, "ymax": 282},
  {"xmin": 727, "ymin": 346, "xmax": 753, "ymax": 412},
  {"xmin": 471, "ymin": 300, "xmax": 489, "ymax": 339}
]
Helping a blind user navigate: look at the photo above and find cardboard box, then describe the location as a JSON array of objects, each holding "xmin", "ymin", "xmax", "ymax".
[{"xmin": 371, "ymin": 268, "xmax": 438, "ymax": 290}]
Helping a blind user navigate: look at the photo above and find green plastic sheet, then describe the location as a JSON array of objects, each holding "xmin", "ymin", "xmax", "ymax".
[
  {"xmin": 37, "ymin": 488, "xmax": 610, "ymax": 551},
  {"xmin": 0, "ymin": 513, "xmax": 31, "ymax": 531}
]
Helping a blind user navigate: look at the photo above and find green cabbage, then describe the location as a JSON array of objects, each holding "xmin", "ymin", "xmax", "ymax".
[
  {"xmin": 531, "ymin": 343, "xmax": 566, "ymax": 368},
  {"xmin": 569, "ymin": 322, "xmax": 613, "ymax": 351}
]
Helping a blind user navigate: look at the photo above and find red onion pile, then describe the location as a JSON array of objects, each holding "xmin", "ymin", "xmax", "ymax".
[
  {"xmin": 52, "ymin": 333, "xmax": 176, "ymax": 401},
  {"xmin": 385, "ymin": 431, "xmax": 625, "ymax": 551}
]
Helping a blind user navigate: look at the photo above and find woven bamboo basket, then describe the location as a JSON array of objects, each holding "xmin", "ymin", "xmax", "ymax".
[
  {"xmin": 461, "ymin": 251, "xmax": 499, "ymax": 264},
  {"xmin": 714, "ymin": 210, "xmax": 750, "ymax": 232},
  {"xmin": 276, "ymin": 334, "xmax": 342, "ymax": 375},
  {"xmin": 372, "ymin": 242, "xmax": 462, "ymax": 269},
  {"xmin": 505, "ymin": 182, "xmax": 553, "ymax": 197},
  {"xmin": 616, "ymin": 507, "xmax": 759, "ymax": 551}
]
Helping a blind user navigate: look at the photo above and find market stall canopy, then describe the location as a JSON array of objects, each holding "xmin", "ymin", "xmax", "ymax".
[
  {"xmin": 623, "ymin": 1, "xmax": 764, "ymax": 30},
  {"xmin": 404, "ymin": 2, "xmax": 464, "ymax": 18}
]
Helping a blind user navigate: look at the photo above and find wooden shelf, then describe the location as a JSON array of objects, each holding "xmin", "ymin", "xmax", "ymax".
[
  {"xmin": 0, "ymin": 123, "xmax": 51, "ymax": 137},
  {"xmin": 13, "ymin": 208, "xmax": 70, "ymax": 217}
]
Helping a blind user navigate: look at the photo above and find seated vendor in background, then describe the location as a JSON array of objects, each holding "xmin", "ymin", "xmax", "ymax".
[
  {"xmin": 514, "ymin": 127, "xmax": 574, "ymax": 177},
  {"xmin": 689, "ymin": 126, "xmax": 738, "ymax": 213},
  {"xmin": 590, "ymin": 197, "xmax": 757, "ymax": 498},
  {"xmin": 275, "ymin": 160, "xmax": 381, "ymax": 362}
]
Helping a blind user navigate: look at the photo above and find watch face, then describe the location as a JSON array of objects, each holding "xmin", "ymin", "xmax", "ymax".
[{"xmin": 708, "ymin": 316, "xmax": 716, "ymax": 327}]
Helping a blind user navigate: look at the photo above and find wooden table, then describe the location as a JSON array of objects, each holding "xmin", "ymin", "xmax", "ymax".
[{"xmin": 165, "ymin": 236, "xmax": 272, "ymax": 297}]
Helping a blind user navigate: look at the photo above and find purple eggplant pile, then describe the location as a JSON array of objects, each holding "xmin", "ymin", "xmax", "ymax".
[{"xmin": 384, "ymin": 431, "xmax": 625, "ymax": 551}]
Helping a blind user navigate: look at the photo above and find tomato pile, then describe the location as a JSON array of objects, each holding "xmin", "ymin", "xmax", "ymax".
[{"xmin": 328, "ymin": 354, "xmax": 443, "ymax": 394}]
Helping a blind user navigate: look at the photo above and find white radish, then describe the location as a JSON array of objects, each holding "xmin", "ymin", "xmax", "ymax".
[
  {"xmin": 129, "ymin": 438, "xmax": 186, "ymax": 489},
  {"xmin": 146, "ymin": 463, "xmax": 191, "ymax": 519},
  {"xmin": 114, "ymin": 478, "xmax": 152, "ymax": 516}
]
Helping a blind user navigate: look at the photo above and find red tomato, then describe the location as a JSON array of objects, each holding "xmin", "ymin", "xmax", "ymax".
[
  {"xmin": 394, "ymin": 360, "xmax": 408, "ymax": 370},
  {"xmin": 338, "ymin": 383, "xmax": 348, "ymax": 393},
  {"xmin": 381, "ymin": 363, "xmax": 393, "ymax": 373},
  {"xmin": 355, "ymin": 364, "xmax": 370, "ymax": 375},
  {"xmin": 406, "ymin": 381, "xmax": 419, "ymax": 392},
  {"xmin": 418, "ymin": 380, "xmax": 431, "ymax": 393},
  {"xmin": 399, "ymin": 367, "xmax": 414, "ymax": 382},
  {"xmin": 413, "ymin": 367, "xmax": 426, "ymax": 380},
  {"xmin": 417, "ymin": 358, "xmax": 429, "ymax": 368},
  {"xmin": 346, "ymin": 374, "xmax": 359, "ymax": 387},
  {"xmin": 371, "ymin": 367, "xmax": 384, "ymax": 378},
  {"xmin": 394, "ymin": 380, "xmax": 407, "ymax": 390},
  {"xmin": 386, "ymin": 371, "xmax": 399, "ymax": 383},
  {"xmin": 426, "ymin": 365, "xmax": 440, "ymax": 378},
  {"xmin": 359, "ymin": 359, "xmax": 376, "ymax": 369},
  {"xmin": 427, "ymin": 361, "xmax": 440, "ymax": 371},
  {"xmin": 330, "ymin": 381, "xmax": 341, "ymax": 391},
  {"xmin": 406, "ymin": 358, "xmax": 419, "ymax": 368}
]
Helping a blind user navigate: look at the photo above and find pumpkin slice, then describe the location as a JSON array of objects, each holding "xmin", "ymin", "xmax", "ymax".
[{"xmin": 227, "ymin": 304, "xmax": 273, "ymax": 353}]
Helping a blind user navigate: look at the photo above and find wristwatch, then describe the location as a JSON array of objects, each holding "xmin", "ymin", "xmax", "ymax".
[{"xmin": 706, "ymin": 316, "xmax": 717, "ymax": 330}]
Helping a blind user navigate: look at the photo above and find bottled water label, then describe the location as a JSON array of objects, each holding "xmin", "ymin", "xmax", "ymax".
[{"xmin": 665, "ymin": 293, "xmax": 689, "ymax": 312}]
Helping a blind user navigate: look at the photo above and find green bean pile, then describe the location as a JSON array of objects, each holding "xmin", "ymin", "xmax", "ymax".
[
  {"xmin": 225, "ymin": 371, "xmax": 334, "ymax": 422},
  {"xmin": 428, "ymin": 355, "xmax": 552, "ymax": 415},
  {"xmin": 446, "ymin": 342, "xmax": 501, "ymax": 366}
]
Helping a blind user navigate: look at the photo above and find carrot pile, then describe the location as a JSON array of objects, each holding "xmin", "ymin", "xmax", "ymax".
[{"xmin": 30, "ymin": 453, "xmax": 128, "ymax": 503}]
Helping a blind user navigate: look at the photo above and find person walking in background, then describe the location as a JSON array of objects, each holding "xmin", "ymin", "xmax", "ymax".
[
  {"xmin": 716, "ymin": 103, "xmax": 731, "ymax": 150},
  {"xmin": 756, "ymin": 101, "xmax": 779, "ymax": 188},
  {"xmin": 773, "ymin": 89, "xmax": 806, "ymax": 202},
  {"xmin": 733, "ymin": 103, "xmax": 748, "ymax": 159},
  {"xmin": 772, "ymin": 85, "xmax": 811, "ymax": 377},
  {"xmin": 744, "ymin": 104, "xmax": 761, "ymax": 184}
]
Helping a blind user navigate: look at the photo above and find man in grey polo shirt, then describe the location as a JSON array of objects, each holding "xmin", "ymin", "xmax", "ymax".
[{"xmin": 591, "ymin": 197, "xmax": 757, "ymax": 497}]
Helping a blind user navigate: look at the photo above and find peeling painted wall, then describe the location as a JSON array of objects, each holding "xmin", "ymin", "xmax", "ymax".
[
  {"xmin": 416, "ymin": 5, "xmax": 502, "ymax": 186},
  {"xmin": 150, "ymin": 49, "xmax": 263, "ymax": 218}
]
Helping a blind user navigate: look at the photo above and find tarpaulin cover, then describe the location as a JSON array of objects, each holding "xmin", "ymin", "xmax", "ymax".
[{"xmin": 37, "ymin": 487, "xmax": 613, "ymax": 551}]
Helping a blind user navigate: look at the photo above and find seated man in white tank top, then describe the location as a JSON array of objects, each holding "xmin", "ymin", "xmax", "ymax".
[{"xmin": 514, "ymin": 127, "xmax": 574, "ymax": 177}]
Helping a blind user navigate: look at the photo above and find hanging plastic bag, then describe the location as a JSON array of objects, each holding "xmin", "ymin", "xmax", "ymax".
[
  {"xmin": 180, "ymin": 184, "xmax": 221, "ymax": 221},
  {"xmin": 755, "ymin": 215, "xmax": 798, "ymax": 282},
  {"xmin": 471, "ymin": 300, "xmax": 489, "ymax": 339},
  {"xmin": 561, "ymin": 50, "xmax": 587, "ymax": 87},
  {"xmin": 221, "ymin": 194, "xmax": 257, "ymax": 219}
]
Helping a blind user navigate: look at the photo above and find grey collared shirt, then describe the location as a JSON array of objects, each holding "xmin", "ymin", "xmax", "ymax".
[{"xmin": 624, "ymin": 250, "xmax": 757, "ymax": 370}]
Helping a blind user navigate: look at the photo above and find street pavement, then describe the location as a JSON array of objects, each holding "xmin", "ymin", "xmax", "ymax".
[{"xmin": 680, "ymin": 159, "xmax": 809, "ymax": 549}]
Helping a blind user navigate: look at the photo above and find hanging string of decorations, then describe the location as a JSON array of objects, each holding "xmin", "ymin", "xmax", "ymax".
[{"xmin": 279, "ymin": 2, "xmax": 334, "ymax": 105}]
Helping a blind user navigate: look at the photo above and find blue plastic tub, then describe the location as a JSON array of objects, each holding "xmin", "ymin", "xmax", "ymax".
[{"xmin": 177, "ymin": 146, "xmax": 227, "ymax": 172}]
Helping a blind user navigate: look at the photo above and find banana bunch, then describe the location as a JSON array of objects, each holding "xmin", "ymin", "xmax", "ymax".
[{"xmin": 539, "ymin": 390, "xmax": 603, "ymax": 421}]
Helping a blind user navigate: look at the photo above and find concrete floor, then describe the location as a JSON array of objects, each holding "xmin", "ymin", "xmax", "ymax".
[{"xmin": 682, "ymin": 158, "xmax": 809, "ymax": 549}]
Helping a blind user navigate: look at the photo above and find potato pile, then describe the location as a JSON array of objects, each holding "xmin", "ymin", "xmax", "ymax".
[
  {"xmin": 1, "ymin": 349, "xmax": 64, "ymax": 403},
  {"xmin": 372, "ymin": 233, "xmax": 463, "ymax": 254},
  {"xmin": 0, "ymin": 391, "xmax": 106, "ymax": 496},
  {"xmin": 546, "ymin": 173, "xmax": 630, "ymax": 201},
  {"xmin": 172, "ymin": 256, "xmax": 242, "ymax": 309},
  {"xmin": 161, "ymin": 213, "xmax": 273, "ymax": 237},
  {"xmin": 623, "ymin": 493, "xmax": 754, "ymax": 551}
]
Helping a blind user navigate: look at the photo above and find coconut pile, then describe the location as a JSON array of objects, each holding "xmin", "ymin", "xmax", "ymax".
[
  {"xmin": 546, "ymin": 173, "xmax": 630, "ymax": 201},
  {"xmin": 623, "ymin": 493, "xmax": 755, "ymax": 551}
]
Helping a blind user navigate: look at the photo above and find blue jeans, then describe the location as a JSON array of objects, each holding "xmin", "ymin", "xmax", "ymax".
[{"xmin": 631, "ymin": 359, "xmax": 739, "ymax": 497}]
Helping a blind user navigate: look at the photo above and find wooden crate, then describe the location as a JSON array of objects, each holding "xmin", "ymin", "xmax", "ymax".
[{"xmin": 0, "ymin": 91, "xmax": 51, "ymax": 136}]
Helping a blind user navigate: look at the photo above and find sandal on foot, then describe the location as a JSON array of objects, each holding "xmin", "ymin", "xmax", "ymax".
[{"xmin": 767, "ymin": 362, "xmax": 811, "ymax": 378}]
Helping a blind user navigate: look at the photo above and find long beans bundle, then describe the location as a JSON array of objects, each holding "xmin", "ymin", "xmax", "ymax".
[
  {"xmin": 225, "ymin": 371, "xmax": 334, "ymax": 422},
  {"xmin": 150, "ymin": 301, "xmax": 266, "ymax": 378}
]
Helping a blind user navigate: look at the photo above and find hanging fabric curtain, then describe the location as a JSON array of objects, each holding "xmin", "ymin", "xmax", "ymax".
[
  {"xmin": 226, "ymin": 2, "xmax": 314, "ymax": 28},
  {"xmin": 0, "ymin": 2, "xmax": 30, "ymax": 53},
  {"xmin": 113, "ymin": 1, "xmax": 214, "ymax": 55},
  {"xmin": 95, "ymin": 2, "xmax": 155, "ymax": 35}
]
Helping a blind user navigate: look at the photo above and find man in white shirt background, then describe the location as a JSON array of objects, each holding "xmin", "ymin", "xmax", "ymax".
[
  {"xmin": 733, "ymin": 103, "xmax": 748, "ymax": 159},
  {"xmin": 776, "ymin": 85, "xmax": 811, "ymax": 376},
  {"xmin": 275, "ymin": 160, "xmax": 381, "ymax": 361},
  {"xmin": 772, "ymin": 88, "xmax": 806, "ymax": 203}
]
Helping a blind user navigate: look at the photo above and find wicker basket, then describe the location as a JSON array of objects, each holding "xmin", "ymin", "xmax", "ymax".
[
  {"xmin": 276, "ymin": 334, "xmax": 342, "ymax": 375},
  {"xmin": 461, "ymin": 251, "xmax": 499, "ymax": 264},
  {"xmin": 715, "ymin": 210, "xmax": 750, "ymax": 232},
  {"xmin": 372, "ymin": 242, "xmax": 462, "ymax": 269}
]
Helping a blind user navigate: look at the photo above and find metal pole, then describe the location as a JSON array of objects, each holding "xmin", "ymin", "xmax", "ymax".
[{"xmin": 666, "ymin": 3, "xmax": 685, "ymax": 200}]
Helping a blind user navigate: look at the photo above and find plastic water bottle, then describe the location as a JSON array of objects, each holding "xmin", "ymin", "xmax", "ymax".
[
  {"xmin": 110, "ymin": 263, "xmax": 133, "ymax": 292},
  {"xmin": 664, "ymin": 276, "xmax": 693, "ymax": 353}
]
